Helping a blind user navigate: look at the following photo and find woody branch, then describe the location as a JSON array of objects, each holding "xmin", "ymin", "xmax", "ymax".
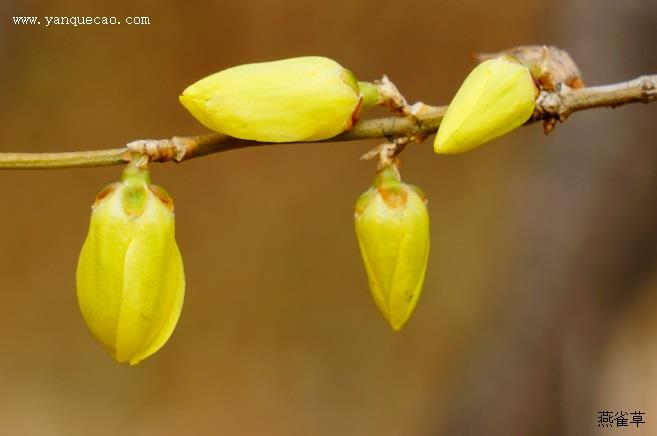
[{"xmin": 0, "ymin": 74, "xmax": 655, "ymax": 170}]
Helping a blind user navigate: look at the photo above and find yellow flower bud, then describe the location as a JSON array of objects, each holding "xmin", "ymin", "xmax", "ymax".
[
  {"xmin": 354, "ymin": 166, "xmax": 430, "ymax": 331},
  {"xmin": 76, "ymin": 163, "xmax": 185, "ymax": 365},
  {"xmin": 434, "ymin": 57, "xmax": 537, "ymax": 154},
  {"xmin": 179, "ymin": 56, "xmax": 363, "ymax": 142}
]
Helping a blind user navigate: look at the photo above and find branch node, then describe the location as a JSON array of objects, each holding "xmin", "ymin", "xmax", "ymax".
[
  {"xmin": 640, "ymin": 76, "xmax": 657, "ymax": 102},
  {"xmin": 407, "ymin": 101, "xmax": 439, "ymax": 121},
  {"xmin": 534, "ymin": 83, "xmax": 575, "ymax": 133},
  {"xmin": 360, "ymin": 137, "xmax": 410, "ymax": 166},
  {"xmin": 126, "ymin": 137, "xmax": 189, "ymax": 163},
  {"xmin": 376, "ymin": 76, "xmax": 415, "ymax": 117},
  {"xmin": 171, "ymin": 136, "xmax": 195, "ymax": 161}
]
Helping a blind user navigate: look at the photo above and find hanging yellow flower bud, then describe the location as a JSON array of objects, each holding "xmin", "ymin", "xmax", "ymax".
[
  {"xmin": 76, "ymin": 162, "xmax": 185, "ymax": 365},
  {"xmin": 434, "ymin": 57, "xmax": 538, "ymax": 154},
  {"xmin": 354, "ymin": 165, "xmax": 430, "ymax": 331},
  {"xmin": 179, "ymin": 56, "xmax": 364, "ymax": 142}
]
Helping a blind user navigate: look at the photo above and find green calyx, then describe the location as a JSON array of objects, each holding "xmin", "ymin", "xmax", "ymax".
[
  {"xmin": 340, "ymin": 69, "xmax": 360, "ymax": 95},
  {"xmin": 120, "ymin": 160, "xmax": 151, "ymax": 185},
  {"xmin": 119, "ymin": 160, "xmax": 151, "ymax": 217},
  {"xmin": 372, "ymin": 165, "xmax": 407, "ymax": 211},
  {"xmin": 357, "ymin": 81, "xmax": 383, "ymax": 108},
  {"xmin": 121, "ymin": 185, "xmax": 148, "ymax": 217}
]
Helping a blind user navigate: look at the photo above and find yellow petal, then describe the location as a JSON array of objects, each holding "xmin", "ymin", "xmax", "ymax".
[
  {"xmin": 114, "ymin": 192, "xmax": 183, "ymax": 364},
  {"xmin": 126, "ymin": 244, "xmax": 185, "ymax": 365},
  {"xmin": 76, "ymin": 187, "xmax": 131, "ymax": 353}
]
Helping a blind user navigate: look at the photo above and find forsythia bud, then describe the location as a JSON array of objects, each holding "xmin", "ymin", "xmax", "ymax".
[
  {"xmin": 434, "ymin": 57, "xmax": 537, "ymax": 154},
  {"xmin": 76, "ymin": 163, "xmax": 185, "ymax": 365},
  {"xmin": 179, "ymin": 56, "xmax": 363, "ymax": 142},
  {"xmin": 354, "ymin": 166, "xmax": 430, "ymax": 331}
]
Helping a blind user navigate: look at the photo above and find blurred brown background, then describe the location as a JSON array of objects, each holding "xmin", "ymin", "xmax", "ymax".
[{"xmin": 2, "ymin": 0, "xmax": 657, "ymax": 435}]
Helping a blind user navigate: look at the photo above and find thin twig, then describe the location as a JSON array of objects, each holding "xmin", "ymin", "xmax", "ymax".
[
  {"xmin": 0, "ymin": 149, "xmax": 128, "ymax": 169},
  {"xmin": 0, "ymin": 74, "xmax": 655, "ymax": 170},
  {"xmin": 533, "ymin": 74, "xmax": 657, "ymax": 121}
]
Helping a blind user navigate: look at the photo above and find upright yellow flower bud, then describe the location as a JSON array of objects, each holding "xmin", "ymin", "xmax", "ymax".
[
  {"xmin": 434, "ymin": 57, "xmax": 538, "ymax": 154},
  {"xmin": 179, "ymin": 56, "xmax": 363, "ymax": 142},
  {"xmin": 76, "ymin": 162, "xmax": 185, "ymax": 365},
  {"xmin": 354, "ymin": 166, "xmax": 430, "ymax": 331}
]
